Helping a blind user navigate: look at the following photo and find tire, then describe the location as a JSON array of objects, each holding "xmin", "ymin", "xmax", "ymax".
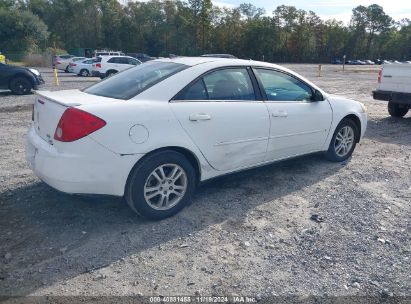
[
  {"xmin": 326, "ymin": 118, "xmax": 358, "ymax": 162},
  {"xmin": 65, "ymin": 65, "xmax": 69, "ymax": 73},
  {"xmin": 388, "ymin": 101, "xmax": 408, "ymax": 118},
  {"xmin": 106, "ymin": 70, "xmax": 117, "ymax": 78},
  {"xmin": 80, "ymin": 69, "xmax": 89, "ymax": 77},
  {"xmin": 125, "ymin": 150, "xmax": 196, "ymax": 220},
  {"xmin": 9, "ymin": 77, "xmax": 32, "ymax": 95}
]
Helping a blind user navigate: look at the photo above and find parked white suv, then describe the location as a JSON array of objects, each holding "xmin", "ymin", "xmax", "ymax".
[{"xmin": 91, "ymin": 56, "xmax": 141, "ymax": 78}]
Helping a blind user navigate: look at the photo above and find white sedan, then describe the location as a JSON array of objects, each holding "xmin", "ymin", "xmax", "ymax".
[
  {"xmin": 26, "ymin": 57, "xmax": 367, "ymax": 219},
  {"xmin": 70, "ymin": 58, "xmax": 97, "ymax": 76}
]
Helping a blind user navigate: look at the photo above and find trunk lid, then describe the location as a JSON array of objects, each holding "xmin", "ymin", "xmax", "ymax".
[{"xmin": 33, "ymin": 90, "xmax": 119, "ymax": 144}]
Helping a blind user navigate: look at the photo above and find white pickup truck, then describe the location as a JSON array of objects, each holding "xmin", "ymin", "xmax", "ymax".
[{"xmin": 373, "ymin": 64, "xmax": 411, "ymax": 117}]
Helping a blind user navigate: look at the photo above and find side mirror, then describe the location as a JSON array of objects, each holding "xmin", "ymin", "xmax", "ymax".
[{"xmin": 312, "ymin": 89, "xmax": 324, "ymax": 102}]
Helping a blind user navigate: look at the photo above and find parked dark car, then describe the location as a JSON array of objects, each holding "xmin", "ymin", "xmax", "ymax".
[
  {"xmin": 332, "ymin": 59, "xmax": 342, "ymax": 64},
  {"xmin": 0, "ymin": 63, "xmax": 44, "ymax": 95},
  {"xmin": 126, "ymin": 53, "xmax": 154, "ymax": 62},
  {"xmin": 349, "ymin": 60, "xmax": 366, "ymax": 65}
]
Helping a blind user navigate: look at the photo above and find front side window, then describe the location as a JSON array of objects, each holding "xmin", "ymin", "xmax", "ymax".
[
  {"xmin": 84, "ymin": 61, "xmax": 188, "ymax": 100},
  {"xmin": 254, "ymin": 69, "xmax": 313, "ymax": 102},
  {"xmin": 176, "ymin": 68, "xmax": 256, "ymax": 101}
]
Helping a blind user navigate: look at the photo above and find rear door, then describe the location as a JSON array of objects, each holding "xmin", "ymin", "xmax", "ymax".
[{"xmin": 170, "ymin": 67, "xmax": 270, "ymax": 171}]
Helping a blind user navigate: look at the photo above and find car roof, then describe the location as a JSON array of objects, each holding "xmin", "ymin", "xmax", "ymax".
[
  {"xmin": 99, "ymin": 55, "xmax": 136, "ymax": 59},
  {"xmin": 151, "ymin": 57, "xmax": 324, "ymax": 95},
  {"xmin": 154, "ymin": 56, "xmax": 285, "ymax": 69}
]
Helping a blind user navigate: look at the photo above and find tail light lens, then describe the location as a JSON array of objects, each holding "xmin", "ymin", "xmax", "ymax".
[
  {"xmin": 54, "ymin": 108, "xmax": 106, "ymax": 142},
  {"xmin": 56, "ymin": 61, "xmax": 61, "ymax": 65},
  {"xmin": 96, "ymin": 63, "xmax": 101, "ymax": 68},
  {"xmin": 378, "ymin": 70, "xmax": 382, "ymax": 83},
  {"xmin": 70, "ymin": 63, "xmax": 77, "ymax": 67}
]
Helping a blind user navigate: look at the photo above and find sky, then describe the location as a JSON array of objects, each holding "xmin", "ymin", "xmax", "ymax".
[{"xmin": 212, "ymin": 0, "xmax": 411, "ymax": 24}]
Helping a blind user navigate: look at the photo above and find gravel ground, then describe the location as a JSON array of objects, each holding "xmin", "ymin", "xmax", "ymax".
[{"xmin": 0, "ymin": 65, "xmax": 410, "ymax": 302}]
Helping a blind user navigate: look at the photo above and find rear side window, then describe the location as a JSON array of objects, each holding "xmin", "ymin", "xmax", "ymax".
[
  {"xmin": 175, "ymin": 68, "xmax": 256, "ymax": 101},
  {"xmin": 128, "ymin": 58, "xmax": 140, "ymax": 65},
  {"xmin": 178, "ymin": 79, "xmax": 208, "ymax": 100},
  {"xmin": 84, "ymin": 61, "xmax": 188, "ymax": 100},
  {"xmin": 108, "ymin": 57, "xmax": 120, "ymax": 63}
]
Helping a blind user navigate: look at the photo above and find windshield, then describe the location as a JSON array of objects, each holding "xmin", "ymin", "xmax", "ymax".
[{"xmin": 84, "ymin": 61, "xmax": 188, "ymax": 100}]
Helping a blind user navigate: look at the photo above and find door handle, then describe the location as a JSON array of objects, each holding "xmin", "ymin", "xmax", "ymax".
[
  {"xmin": 271, "ymin": 110, "xmax": 288, "ymax": 118},
  {"xmin": 189, "ymin": 113, "xmax": 211, "ymax": 121}
]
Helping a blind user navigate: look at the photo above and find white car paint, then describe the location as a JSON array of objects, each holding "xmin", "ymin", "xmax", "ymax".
[
  {"xmin": 56, "ymin": 57, "xmax": 85, "ymax": 72},
  {"xmin": 376, "ymin": 64, "xmax": 411, "ymax": 94},
  {"xmin": 26, "ymin": 57, "xmax": 367, "ymax": 197},
  {"xmin": 71, "ymin": 58, "xmax": 96, "ymax": 76},
  {"xmin": 91, "ymin": 55, "xmax": 141, "ymax": 78}
]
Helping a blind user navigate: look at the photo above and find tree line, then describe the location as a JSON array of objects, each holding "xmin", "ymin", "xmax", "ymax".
[{"xmin": 0, "ymin": 0, "xmax": 410, "ymax": 62}]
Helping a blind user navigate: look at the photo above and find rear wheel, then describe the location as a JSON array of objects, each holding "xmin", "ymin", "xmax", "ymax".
[
  {"xmin": 326, "ymin": 118, "xmax": 358, "ymax": 162},
  {"xmin": 80, "ymin": 69, "xmax": 89, "ymax": 77},
  {"xmin": 388, "ymin": 101, "xmax": 408, "ymax": 117},
  {"xmin": 65, "ymin": 65, "xmax": 70, "ymax": 73},
  {"xmin": 106, "ymin": 70, "xmax": 117, "ymax": 78},
  {"xmin": 125, "ymin": 151, "xmax": 196, "ymax": 220},
  {"xmin": 9, "ymin": 77, "xmax": 32, "ymax": 95}
]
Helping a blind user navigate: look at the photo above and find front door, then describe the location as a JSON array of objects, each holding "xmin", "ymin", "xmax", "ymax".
[{"xmin": 253, "ymin": 68, "xmax": 332, "ymax": 161}]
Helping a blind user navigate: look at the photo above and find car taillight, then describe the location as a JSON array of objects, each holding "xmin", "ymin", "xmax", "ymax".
[
  {"xmin": 54, "ymin": 108, "xmax": 106, "ymax": 142},
  {"xmin": 96, "ymin": 63, "xmax": 101, "ymax": 68},
  {"xmin": 56, "ymin": 61, "xmax": 61, "ymax": 65},
  {"xmin": 377, "ymin": 69, "xmax": 382, "ymax": 83},
  {"xmin": 70, "ymin": 63, "xmax": 77, "ymax": 67}
]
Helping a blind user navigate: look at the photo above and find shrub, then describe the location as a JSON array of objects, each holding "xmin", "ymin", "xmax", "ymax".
[{"xmin": 23, "ymin": 53, "xmax": 51, "ymax": 67}]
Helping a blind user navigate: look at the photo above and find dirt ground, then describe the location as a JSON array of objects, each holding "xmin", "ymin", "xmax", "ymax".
[{"xmin": 0, "ymin": 64, "xmax": 410, "ymax": 302}]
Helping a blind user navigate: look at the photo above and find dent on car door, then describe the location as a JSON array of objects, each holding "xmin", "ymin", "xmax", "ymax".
[
  {"xmin": 170, "ymin": 67, "xmax": 270, "ymax": 172},
  {"xmin": 253, "ymin": 68, "xmax": 332, "ymax": 160}
]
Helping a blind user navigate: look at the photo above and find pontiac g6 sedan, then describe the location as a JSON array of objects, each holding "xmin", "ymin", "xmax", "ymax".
[{"xmin": 26, "ymin": 57, "xmax": 367, "ymax": 219}]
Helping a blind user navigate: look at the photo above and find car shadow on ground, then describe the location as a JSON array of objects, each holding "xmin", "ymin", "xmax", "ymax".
[
  {"xmin": 365, "ymin": 115, "xmax": 411, "ymax": 146},
  {"xmin": 0, "ymin": 90, "xmax": 16, "ymax": 98},
  {"xmin": 0, "ymin": 153, "xmax": 343, "ymax": 296}
]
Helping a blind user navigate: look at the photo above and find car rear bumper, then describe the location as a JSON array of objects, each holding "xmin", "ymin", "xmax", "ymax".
[
  {"xmin": 25, "ymin": 126, "xmax": 143, "ymax": 196},
  {"xmin": 373, "ymin": 90, "xmax": 411, "ymax": 106}
]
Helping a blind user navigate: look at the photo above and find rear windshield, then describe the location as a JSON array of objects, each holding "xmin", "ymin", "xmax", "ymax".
[{"xmin": 84, "ymin": 61, "xmax": 188, "ymax": 100}]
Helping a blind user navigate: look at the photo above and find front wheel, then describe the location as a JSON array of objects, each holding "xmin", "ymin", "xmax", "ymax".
[
  {"xmin": 388, "ymin": 102, "xmax": 408, "ymax": 118},
  {"xmin": 326, "ymin": 119, "xmax": 358, "ymax": 162},
  {"xmin": 125, "ymin": 151, "xmax": 196, "ymax": 220},
  {"xmin": 9, "ymin": 77, "xmax": 32, "ymax": 95}
]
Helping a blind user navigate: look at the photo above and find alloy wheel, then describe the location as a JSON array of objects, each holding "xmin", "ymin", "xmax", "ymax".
[
  {"xmin": 143, "ymin": 164, "xmax": 188, "ymax": 210},
  {"xmin": 334, "ymin": 126, "xmax": 354, "ymax": 157}
]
